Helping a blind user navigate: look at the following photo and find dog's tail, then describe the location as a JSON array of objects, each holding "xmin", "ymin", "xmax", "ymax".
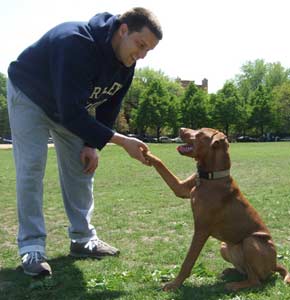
[{"xmin": 275, "ymin": 264, "xmax": 290, "ymax": 284}]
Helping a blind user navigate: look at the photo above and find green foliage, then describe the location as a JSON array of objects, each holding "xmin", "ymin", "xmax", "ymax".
[
  {"xmin": 166, "ymin": 94, "xmax": 181, "ymax": 136},
  {"xmin": 236, "ymin": 59, "xmax": 268, "ymax": 100},
  {"xmin": 123, "ymin": 68, "xmax": 170, "ymax": 126},
  {"xmin": 0, "ymin": 72, "xmax": 10, "ymax": 137},
  {"xmin": 249, "ymin": 85, "xmax": 274, "ymax": 135},
  {"xmin": 126, "ymin": 62, "xmax": 290, "ymax": 138},
  {"xmin": 211, "ymin": 81, "xmax": 243, "ymax": 136},
  {"xmin": 0, "ymin": 95, "xmax": 8, "ymax": 135},
  {"xmin": 265, "ymin": 62, "xmax": 290, "ymax": 90},
  {"xmin": 227, "ymin": 59, "xmax": 290, "ymax": 136},
  {"xmin": 128, "ymin": 68, "xmax": 182, "ymax": 137},
  {"xmin": 0, "ymin": 72, "xmax": 7, "ymax": 98},
  {"xmin": 271, "ymin": 82, "xmax": 290, "ymax": 133},
  {"xmin": 180, "ymin": 82, "xmax": 209, "ymax": 129},
  {"xmin": 134, "ymin": 78, "xmax": 170, "ymax": 138}
]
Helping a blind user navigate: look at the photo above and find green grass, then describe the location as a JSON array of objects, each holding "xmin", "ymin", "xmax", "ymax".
[{"xmin": 0, "ymin": 142, "xmax": 290, "ymax": 300}]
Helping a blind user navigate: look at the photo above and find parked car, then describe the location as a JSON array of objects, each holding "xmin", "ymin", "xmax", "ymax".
[
  {"xmin": 126, "ymin": 134, "xmax": 157, "ymax": 143},
  {"xmin": 2, "ymin": 137, "xmax": 12, "ymax": 144},
  {"xmin": 48, "ymin": 137, "xmax": 54, "ymax": 144},
  {"xmin": 258, "ymin": 134, "xmax": 280, "ymax": 142},
  {"xmin": 280, "ymin": 136, "xmax": 290, "ymax": 141},
  {"xmin": 142, "ymin": 136, "xmax": 157, "ymax": 143},
  {"xmin": 236, "ymin": 136, "xmax": 258, "ymax": 142},
  {"xmin": 171, "ymin": 136, "xmax": 182, "ymax": 143},
  {"xmin": 159, "ymin": 136, "xmax": 172, "ymax": 143}
]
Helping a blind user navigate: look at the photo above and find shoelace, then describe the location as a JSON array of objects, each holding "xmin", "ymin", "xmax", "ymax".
[
  {"xmin": 84, "ymin": 239, "xmax": 105, "ymax": 251},
  {"xmin": 22, "ymin": 251, "xmax": 46, "ymax": 264}
]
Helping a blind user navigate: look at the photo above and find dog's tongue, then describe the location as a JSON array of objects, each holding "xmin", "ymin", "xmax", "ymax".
[{"xmin": 177, "ymin": 144, "xmax": 193, "ymax": 154}]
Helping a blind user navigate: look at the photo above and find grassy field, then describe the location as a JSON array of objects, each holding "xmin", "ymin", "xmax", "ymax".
[{"xmin": 0, "ymin": 142, "xmax": 290, "ymax": 300}]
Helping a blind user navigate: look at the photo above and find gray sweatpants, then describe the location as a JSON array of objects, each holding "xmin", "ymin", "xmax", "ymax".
[{"xmin": 7, "ymin": 79, "xmax": 97, "ymax": 256}]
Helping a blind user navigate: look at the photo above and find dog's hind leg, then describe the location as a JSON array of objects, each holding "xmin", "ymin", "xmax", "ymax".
[
  {"xmin": 220, "ymin": 242, "xmax": 247, "ymax": 276},
  {"xmin": 224, "ymin": 236, "xmax": 276, "ymax": 291}
]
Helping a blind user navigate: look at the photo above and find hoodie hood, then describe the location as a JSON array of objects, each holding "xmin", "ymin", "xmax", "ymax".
[
  {"xmin": 88, "ymin": 13, "xmax": 119, "ymax": 43},
  {"xmin": 88, "ymin": 13, "xmax": 123, "ymax": 68}
]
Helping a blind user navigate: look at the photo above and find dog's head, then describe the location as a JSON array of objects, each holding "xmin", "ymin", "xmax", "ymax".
[{"xmin": 177, "ymin": 127, "xmax": 230, "ymax": 169}]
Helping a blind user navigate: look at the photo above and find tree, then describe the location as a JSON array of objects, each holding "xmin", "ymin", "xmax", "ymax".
[
  {"xmin": 0, "ymin": 73, "xmax": 10, "ymax": 137},
  {"xmin": 163, "ymin": 79, "xmax": 183, "ymax": 136},
  {"xmin": 0, "ymin": 73, "xmax": 6, "ymax": 98},
  {"xmin": 124, "ymin": 68, "xmax": 167, "ymax": 132},
  {"xmin": 234, "ymin": 59, "xmax": 290, "ymax": 136},
  {"xmin": 166, "ymin": 95, "xmax": 181, "ymax": 137},
  {"xmin": 236, "ymin": 59, "xmax": 268, "ymax": 101},
  {"xmin": 124, "ymin": 67, "xmax": 183, "ymax": 135},
  {"xmin": 265, "ymin": 62, "xmax": 290, "ymax": 90},
  {"xmin": 180, "ymin": 82, "xmax": 209, "ymax": 129},
  {"xmin": 133, "ymin": 78, "xmax": 169, "ymax": 139},
  {"xmin": 122, "ymin": 71, "xmax": 145, "ymax": 132},
  {"xmin": 272, "ymin": 82, "xmax": 290, "ymax": 134},
  {"xmin": 115, "ymin": 109, "xmax": 129, "ymax": 133},
  {"xmin": 211, "ymin": 81, "xmax": 244, "ymax": 136},
  {"xmin": 249, "ymin": 85, "xmax": 273, "ymax": 135}
]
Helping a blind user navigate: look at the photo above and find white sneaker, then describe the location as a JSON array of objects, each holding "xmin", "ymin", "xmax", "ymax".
[{"xmin": 21, "ymin": 251, "xmax": 52, "ymax": 276}]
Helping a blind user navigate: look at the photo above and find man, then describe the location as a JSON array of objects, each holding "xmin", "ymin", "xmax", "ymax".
[{"xmin": 7, "ymin": 7, "xmax": 162, "ymax": 277}]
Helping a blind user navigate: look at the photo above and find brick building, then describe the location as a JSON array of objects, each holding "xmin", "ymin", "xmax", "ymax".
[{"xmin": 177, "ymin": 78, "xmax": 208, "ymax": 93}]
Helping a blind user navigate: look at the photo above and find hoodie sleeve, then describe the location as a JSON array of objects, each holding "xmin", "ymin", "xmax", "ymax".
[
  {"xmin": 81, "ymin": 72, "xmax": 134, "ymax": 148},
  {"xmin": 49, "ymin": 34, "xmax": 115, "ymax": 150}
]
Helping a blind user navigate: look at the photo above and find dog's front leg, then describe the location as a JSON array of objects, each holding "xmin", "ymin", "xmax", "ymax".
[
  {"xmin": 144, "ymin": 151, "xmax": 194, "ymax": 198},
  {"xmin": 163, "ymin": 230, "xmax": 210, "ymax": 291}
]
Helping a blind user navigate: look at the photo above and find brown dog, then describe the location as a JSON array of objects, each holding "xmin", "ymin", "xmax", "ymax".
[{"xmin": 144, "ymin": 127, "xmax": 290, "ymax": 291}]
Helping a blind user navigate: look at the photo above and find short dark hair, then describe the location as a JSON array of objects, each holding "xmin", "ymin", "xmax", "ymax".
[{"xmin": 119, "ymin": 7, "xmax": 163, "ymax": 40}]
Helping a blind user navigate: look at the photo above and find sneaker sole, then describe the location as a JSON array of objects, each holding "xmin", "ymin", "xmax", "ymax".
[
  {"xmin": 23, "ymin": 269, "xmax": 52, "ymax": 277},
  {"xmin": 69, "ymin": 252, "xmax": 119, "ymax": 259}
]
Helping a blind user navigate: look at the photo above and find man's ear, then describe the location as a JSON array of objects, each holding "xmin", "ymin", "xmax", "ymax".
[{"xmin": 119, "ymin": 23, "xmax": 129, "ymax": 37}]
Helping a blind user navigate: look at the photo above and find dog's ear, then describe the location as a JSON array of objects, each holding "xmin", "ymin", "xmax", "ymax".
[{"xmin": 211, "ymin": 133, "xmax": 228, "ymax": 149}]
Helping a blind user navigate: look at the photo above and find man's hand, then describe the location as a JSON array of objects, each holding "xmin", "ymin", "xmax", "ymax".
[
  {"xmin": 110, "ymin": 133, "xmax": 150, "ymax": 165},
  {"xmin": 122, "ymin": 137, "xmax": 150, "ymax": 164},
  {"xmin": 80, "ymin": 146, "xmax": 99, "ymax": 174},
  {"xmin": 142, "ymin": 150, "xmax": 161, "ymax": 166}
]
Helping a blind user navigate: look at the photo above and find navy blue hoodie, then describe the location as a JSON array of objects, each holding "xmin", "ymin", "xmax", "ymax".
[{"xmin": 8, "ymin": 13, "xmax": 135, "ymax": 150}]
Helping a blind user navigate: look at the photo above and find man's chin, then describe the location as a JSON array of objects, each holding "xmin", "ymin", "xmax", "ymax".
[
  {"xmin": 124, "ymin": 61, "xmax": 135, "ymax": 67},
  {"xmin": 122, "ymin": 57, "xmax": 137, "ymax": 67},
  {"xmin": 116, "ymin": 57, "xmax": 131, "ymax": 68}
]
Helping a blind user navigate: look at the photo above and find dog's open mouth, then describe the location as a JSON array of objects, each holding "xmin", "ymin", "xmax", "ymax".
[{"xmin": 177, "ymin": 144, "xmax": 194, "ymax": 155}]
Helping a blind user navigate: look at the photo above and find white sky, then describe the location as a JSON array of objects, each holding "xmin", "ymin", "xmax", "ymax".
[{"xmin": 1, "ymin": 0, "xmax": 290, "ymax": 93}]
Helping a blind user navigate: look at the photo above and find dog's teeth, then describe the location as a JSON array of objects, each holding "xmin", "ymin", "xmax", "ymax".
[{"xmin": 179, "ymin": 145, "xmax": 192, "ymax": 152}]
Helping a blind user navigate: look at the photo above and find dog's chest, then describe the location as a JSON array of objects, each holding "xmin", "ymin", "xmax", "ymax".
[
  {"xmin": 189, "ymin": 188, "xmax": 204, "ymax": 209},
  {"xmin": 189, "ymin": 186, "xmax": 221, "ymax": 212},
  {"xmin": 189, "ymin": 187, "xmax": 198, "ymax": 204}
]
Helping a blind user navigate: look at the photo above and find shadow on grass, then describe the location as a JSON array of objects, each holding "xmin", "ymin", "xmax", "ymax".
[
  {"xmin": 170, "ymin": 272, "xmax": 277, "ymax": 300},
  {"xmin": 0, "ymin": 257, "xmax": 279, "ymax": 300},
  {"xmin": 0, "ymin": 255, "xmax": 127, "ymax": 300}
]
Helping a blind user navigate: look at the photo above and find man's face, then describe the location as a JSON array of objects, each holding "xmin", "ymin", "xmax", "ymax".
[{"xmin": 114, "ymin": 24, "xmax": 159, "ymax": 67}]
